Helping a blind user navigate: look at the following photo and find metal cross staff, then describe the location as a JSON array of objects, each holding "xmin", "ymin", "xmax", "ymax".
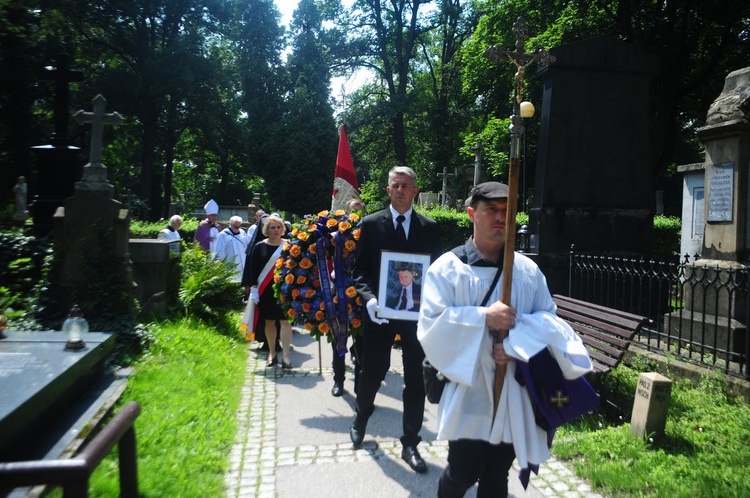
[{"xmin": 484, "ymin": 16, "xmax": 555, "ymax": 415}]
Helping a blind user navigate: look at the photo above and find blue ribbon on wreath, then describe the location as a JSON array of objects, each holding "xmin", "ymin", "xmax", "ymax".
[
  {"xmin": 315, "ymin": 236, "xmax": 339, "ymax": 338},
  {"xmin": 331, "ymin": 231, "xmax": 350, "ymax": 356}
]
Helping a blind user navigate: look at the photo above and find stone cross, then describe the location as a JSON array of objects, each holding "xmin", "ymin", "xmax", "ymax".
[
  {"xmin": 436, "ymin": 166, "xmax": 454, "ymax": 207},
  {"xmin": 73, "ymin": 94, "xmax": 123, "ymax": 196},
  {"xmin": 40, "ymin": 54, "xmax": 83, "ymax": 146}
]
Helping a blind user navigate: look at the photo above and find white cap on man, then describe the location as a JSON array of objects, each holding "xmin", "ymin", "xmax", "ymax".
[{"xmin": 204, "ymin": 199, "xmax": 219, "ymax": 215}]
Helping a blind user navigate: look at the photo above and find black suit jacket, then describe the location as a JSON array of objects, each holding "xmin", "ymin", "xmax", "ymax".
[
  {"xmin": 386, "ymin": 283, "xmax": 422, "ymax": 311},
  {"xmin": 353, "ymin": 208, "xmax": 442, "ymax": 316}
]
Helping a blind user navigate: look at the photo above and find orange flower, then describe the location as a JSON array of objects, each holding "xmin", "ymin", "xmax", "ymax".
[
  {"xmin": 345, "ymin": 286, "xmax": 357, "ymax": 298},
  {"xmin": 291, "ymin": 288, "xmax": 300, "ymax": 299},
  {"xmin": 305, "ymin": 289, "xmax": 316, "ymax": 299},
  {"xmin": 298, "ymin": 232, "xmax": 309, "ymax": 241},
  {"xmin": 345, "ymin": 240, "xmax": 356, "ymax": 252},
  {"xmin": 285, "ymin": 273, "xmax": 295, "ymax": 284},
  {"xmin": 296, "ymin": 275, "xmax": 307, "ymax": 285},
  {"xmin": 286, "ymin": 259, "xmax": 296, "ymax": 269},
  {"xmin": 326, "ymin": 218, "xmax": 338, "ymax": 228},
  {"xmin": 349, "ymin": 213, "xmax": 360, "ymax": 222},
  {"xmin": 351, "ymin": 318, "xmax": 361, "ymax": 328},
  {"xmin": 353, "ymin": 228, "xmax": 360, "ymax": 240},
  {"xmin": 319, "ymin": 301, "xmax": 326, "ymax": 310},
  {"xmin": 315, "ymin": 310, "xmax": 325, "ymax": 321},
  {"xmin": 308, "ymin": 244, "xmax": 317, "ymax": 254},
  {"xmin": 275, "ymin": 258, "xmax": 283, "ymax": 269},
  {"xmin": 290, "ymin": 245, "xmax": 301, "ymax": 257},
  {"xmin": 304, "ymin": 322, "xmax": 313, "ymax": 331},
  {"xmin": 334, "ymin": 209, "xmax": 346, "ymax": 217},
  {"xmin": 313, "ymin": 280, "xmax": 321, "ymax": 288},
  {"xmin": 302, "ymin": 303, "xmax": 311, "ymax": 313},
  {"xmin": 318, "ymin": 210, "xmax": 329, "ymax": 217},
  {"xmin": 356, "ymin": 297, "xmax": 363, "ymax": 306},
  {"xmin": 318, "ymin": 322, "xmax": 330, "ymax": 334},
  {"xmin": 300, "ymin": 258, "xmax": 313, "ymax": 269},
  {"xmin": 288, "ymin": 309, "xmax": 297, "ymax": 318},
  {"xmin": 338, "ymin": 220, "xmax": 351, "ymax": 231},
  {"xmin": 279, "ymin": 294, "xmax": 286, "ymax": 303},
  {"xmin": 274, "ymin": 274, "xmax": 282, "ymax": 284}
]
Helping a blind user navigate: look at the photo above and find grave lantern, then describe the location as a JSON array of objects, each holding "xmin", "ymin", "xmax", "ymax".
[
  {"xmin": 63, "ymin": 305, "xmax": 89, "ymax": 350},
  {"xmin": 517, "ymin": 224, "xmax": 530, "ymax": 253}
]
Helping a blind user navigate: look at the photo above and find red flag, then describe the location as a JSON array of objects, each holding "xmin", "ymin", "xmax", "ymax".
[{"xmin": 331, "ymin": 125, "xmax": 360, "ymax": 211}]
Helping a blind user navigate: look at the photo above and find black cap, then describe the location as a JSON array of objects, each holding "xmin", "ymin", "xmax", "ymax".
[{"xmin": 467, "ymin": 182, "xmax": 509, "ymax": 205}]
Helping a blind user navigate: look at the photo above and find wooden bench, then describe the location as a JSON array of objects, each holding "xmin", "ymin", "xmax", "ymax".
[{"xmin": 552, "ymin": 294, "xmax": 650, "ymax": 376}]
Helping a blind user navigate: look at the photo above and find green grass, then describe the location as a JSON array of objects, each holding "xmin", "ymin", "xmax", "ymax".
[
  {"xmin": 553, "ymin": 365, "xmax": 750, "ymax": 497},
  {"xmin": 58, "ymin": 318, "xmax": 248, "ymax": 497}
]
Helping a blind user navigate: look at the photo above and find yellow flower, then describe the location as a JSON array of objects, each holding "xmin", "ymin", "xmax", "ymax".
[
  {"xmin": 318, "ymin": 210, "xmax": 329, "ymax": 217},
  {"xmin": 349, "ymin": 213, "xmax": 360, "ymax": 222}
]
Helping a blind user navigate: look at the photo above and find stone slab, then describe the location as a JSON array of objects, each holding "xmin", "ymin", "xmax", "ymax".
[{"xmin": 0, "ymin": 330, "xmax": 115, "ymax": 462}]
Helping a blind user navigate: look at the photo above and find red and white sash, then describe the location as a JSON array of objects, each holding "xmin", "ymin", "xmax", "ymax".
[{"xmin": 241, "ymin": 243, "xmax": 283, "ymax": 341}]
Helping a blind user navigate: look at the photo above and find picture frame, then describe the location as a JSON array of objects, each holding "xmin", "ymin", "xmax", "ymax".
[{"xmin": 377, "ymin": 250, "xmax": 431, "ymax": 321}]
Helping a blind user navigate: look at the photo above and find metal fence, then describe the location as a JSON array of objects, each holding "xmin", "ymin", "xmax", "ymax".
[{"xmin": 567, "ymin": 246, "xmax": 750, "ymax": 380}]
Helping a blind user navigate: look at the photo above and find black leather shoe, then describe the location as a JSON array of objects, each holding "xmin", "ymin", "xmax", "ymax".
[
  {"xmin": 401, "ymin": 445, "xmax": 427, "ymax": 473},
  {"xmin": 350, "ymin": 413, "xmax": 367, "ymax": 448},
  {"xmin": 331, "ymin": 381, "xmax": 344, "ymax": 397}
]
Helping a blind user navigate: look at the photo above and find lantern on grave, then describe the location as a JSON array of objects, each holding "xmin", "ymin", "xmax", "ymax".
[{"xmin": 63, "ymin": 305, "xmax": 89, "ymax": 351}]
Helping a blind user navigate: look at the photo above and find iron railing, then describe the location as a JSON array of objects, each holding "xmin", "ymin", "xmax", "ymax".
[
  {"xmin": 567, "ymin": 246, "xmax": 750, "ymax": 380},
  {"xmin": 0, "ymin": 402, "xmax": 141, "ymax": 497}
]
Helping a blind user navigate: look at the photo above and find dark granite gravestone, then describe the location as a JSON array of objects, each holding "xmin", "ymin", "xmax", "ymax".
[
  {"xmin": 31, "ymin": 54, "xmax": 86, "ymax": 237},
  {"xmin": 527, "ymin": 36, "xmax": 659, "ymax": 294},
  {"xmin": 0, "ymin": 330, "xmax": 115, "ymax": 463}
]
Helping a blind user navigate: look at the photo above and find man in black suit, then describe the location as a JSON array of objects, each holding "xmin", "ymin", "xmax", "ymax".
[
  {"xmin": 385, "ymin": 264, "xmax": 422, "ymax": 312},
  {"xmin": 349, "ymin": 166, "xmax": 442, "ymax": 474}
]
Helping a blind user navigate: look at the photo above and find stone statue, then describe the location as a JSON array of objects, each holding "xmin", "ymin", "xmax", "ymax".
[{"xmin": 13, "ymin": 176, "xmax": 29, "ymax": 222}]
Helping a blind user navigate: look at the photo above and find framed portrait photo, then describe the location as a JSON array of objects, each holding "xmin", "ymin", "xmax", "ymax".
[{"xmin": 377, "ymin": 250, "xmax": 431, "ymax": 321}]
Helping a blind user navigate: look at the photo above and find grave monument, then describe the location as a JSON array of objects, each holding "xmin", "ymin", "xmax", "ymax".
[
  {"xmin": 31, "ymin": 54, "xmax": 85, "ymax": 237},
  {"xmin": 51, "ymin": 94, "xmax": 133, "ymax": 317},
  {"xmin": 527, "ymin": 36, "xmax": 659, "ymax": 294},
  {"xmin": 666, "ymin": 67, "xmax": 750, "ymax": 354}
]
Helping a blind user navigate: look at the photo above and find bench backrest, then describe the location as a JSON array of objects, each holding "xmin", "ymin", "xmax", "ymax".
[{"xmin": 552, "ymin": 294, "xmax": 649, "ymax": 375}]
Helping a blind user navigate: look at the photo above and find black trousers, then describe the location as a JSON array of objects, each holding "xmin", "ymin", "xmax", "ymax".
[
  {"xmin": 331, "ymin": 334, "xmax": 364, "ymax": 390},
  {"xmin": 438, "ymin": 439, "xmax": 516, "ymax": 498},
  {"xmin": 355, "ymin": 318, "xmax": 425, "ymax": 447}
]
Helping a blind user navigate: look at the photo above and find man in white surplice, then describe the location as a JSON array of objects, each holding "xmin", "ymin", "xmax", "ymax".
[
  {"xmin": 215, "ymin": 215, "xmax": 250, "ymax": 281},
  {"xmin": 417, "ymin": 182, "xmax": 593, "ymax": 497}
]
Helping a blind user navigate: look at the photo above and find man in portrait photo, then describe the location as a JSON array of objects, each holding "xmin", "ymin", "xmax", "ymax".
[{"xmin": 386, "ymin": 263, "xmax": 422, "ymax": 312}]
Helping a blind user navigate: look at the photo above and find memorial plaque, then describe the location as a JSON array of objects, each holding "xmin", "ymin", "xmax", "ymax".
[
  {"xmin": 707, "ymin": 162, "xmax": 733, "ymax": 222},
  {"xmin": 630, "ymin": 372, "xmax": 672, "ymax": 439}
]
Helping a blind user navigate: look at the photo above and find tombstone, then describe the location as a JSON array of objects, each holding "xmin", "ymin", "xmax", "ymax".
[
  {"xmin": 677, "ymin": 160, "xmax": 705, "ymax": 258},
  {"xmin": 31, "ymin": 54, "xmax": 86, "ymax": 237},
  {"xmin": 51, "ymin": 95, "xmax": 133, "ymax": 317},
  {"xmin": 129, "ymin": 238, "xmax": 181, "ymax": 318},
  {"xmin": 418, "ymin": 192, "xmax": 439, "ymax": 209},
  {"xmin": 630, "ymin": 372, "xmax": 672, "ymax": 439},
  {"xmin": 527, "ymin": 36, "xmax": 659, "ymax": 294},
  {"xmin": 664, "ymin": 68, "xmax": 750, "ymax": 356}
]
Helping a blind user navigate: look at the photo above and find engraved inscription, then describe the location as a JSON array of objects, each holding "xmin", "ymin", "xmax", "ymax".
[
  {"xmin": 707, "ymin": 162, "xmax": 733, "ymax": 222},
  {"xmin": 0, "ymin": 352, "xmax": 44, "ymax": 378}
]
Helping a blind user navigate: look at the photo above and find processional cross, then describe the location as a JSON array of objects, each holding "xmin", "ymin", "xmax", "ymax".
[{"xmin": 483, "ymin": 17, "xmax": 556, "ymax": 415}]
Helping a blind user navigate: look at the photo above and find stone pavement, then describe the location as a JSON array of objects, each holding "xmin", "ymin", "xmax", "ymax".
[{"xmin": 224, "ymin": 329, "xmax": 605, "ymax": 498}]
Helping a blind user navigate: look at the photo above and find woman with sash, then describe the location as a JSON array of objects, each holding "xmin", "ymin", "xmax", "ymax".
[{"xmin": 248, "ymin": 213, "xmax": 293, "ymax": 368}]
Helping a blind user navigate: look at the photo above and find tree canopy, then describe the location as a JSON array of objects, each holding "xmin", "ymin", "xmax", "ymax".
[{"xmin": 0, "ymin": 0, "xmax": 747, "ymax": 220}]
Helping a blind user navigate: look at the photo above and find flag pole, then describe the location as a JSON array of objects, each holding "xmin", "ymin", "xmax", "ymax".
[{"xmin": 484, "ymin": 17, "xmax": 556, "ymax": 415}]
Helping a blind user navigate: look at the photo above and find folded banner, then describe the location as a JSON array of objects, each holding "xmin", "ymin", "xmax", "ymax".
[{"xmin": 514, "ymin": 347, "xmax": 600, "ymax": 432}]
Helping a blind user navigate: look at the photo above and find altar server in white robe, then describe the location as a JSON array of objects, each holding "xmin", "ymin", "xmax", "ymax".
[
  {"xmin": 215, "ymin": 215, "xmax": 250, "ymax": 281},
  {"xmin": 417, "ymin": 182, "xmax": 593, "ymax": 498}
]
